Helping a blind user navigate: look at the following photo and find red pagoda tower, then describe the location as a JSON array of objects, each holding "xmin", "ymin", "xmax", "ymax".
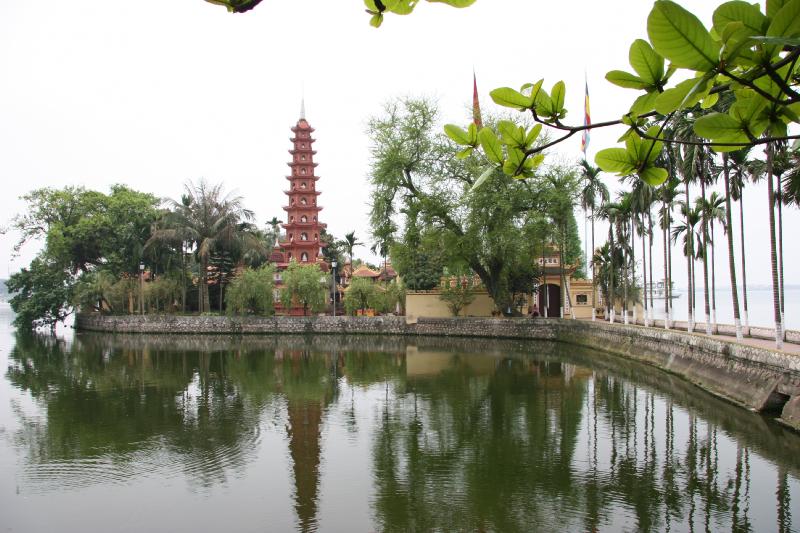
[{"xmin": 272, "ymin": 102, "xmax": 328, "ymax": 270}]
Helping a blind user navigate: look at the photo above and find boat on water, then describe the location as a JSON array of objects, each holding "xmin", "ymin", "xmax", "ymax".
[{"xmin": 645, "ymin": 280, "xmax": 682, "ymax": 299}]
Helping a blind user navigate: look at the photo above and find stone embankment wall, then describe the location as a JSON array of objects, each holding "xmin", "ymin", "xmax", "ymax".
[{"xmin": 76, "ymin": 314, "xmax": 800, "ymax": 431}]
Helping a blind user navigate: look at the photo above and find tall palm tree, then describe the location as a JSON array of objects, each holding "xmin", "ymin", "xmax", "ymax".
[
  {"xmin": 598, "ymin": 201, "xmax": 622, "ymax": 322},
  {"xmin": 721, "ymin": 152, "xmax": 744, "ymax": 340},
  {"xmin": 341, "ymin": 231, "xmax": 363, "ymax": 264},
  {"xmin": 766, "ymin": 142, "xmax": 784, "ymax": 349},
  {"xmin": 580, "ymin": 160, "xmax": 609, "ymax": 321},
  {"xmin": 728, "ymin": 148, "xmax": 762, "ymax": 336},
  {"xmin": 672, "ymin": 200, "xmax": 701, "ymax": 333},
  {"xmin": 266, "ymin": 216, "xmax": 283, "ymax": 250},
  {"xmin": 148, "ymin": 179, "xmax": 261, "ymax": 313},
  {"xmin": 658, "ymin": 176, "xmax": 682, "ymax": 329},
  {"xmin": 628, "ymin": 180, "xmax": 655, "ymax": 326},
  {"xmin": 772, "ymin": 142, "xmax": 796, "ymax": 340},
  {"xmin": 697, "ymin": 192, "xmax": 725, "ymax": 333},
  {"xmin": 614, "ymin": 193, "xmax": 634, "ymax": 324}
]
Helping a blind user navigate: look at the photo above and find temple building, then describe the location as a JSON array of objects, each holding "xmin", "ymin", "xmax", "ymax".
[{"xmin": 270, "ymin": 103, "xmax": 328, "ymax": 271}]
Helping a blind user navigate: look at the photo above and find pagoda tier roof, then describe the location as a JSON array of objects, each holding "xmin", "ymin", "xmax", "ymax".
[
  {"xmin": 278, "ymin": 239, "xmax": 328, "ymax": 247},
  {"xmin": 285, "ymin": 175, "xmax": 320, "ymax": 181},
  {"xmin": 289, "ymin": 149, "xmax": 317, "ymax": 155},
  {"xmin": 285, "ymin": 190, "xmax": 322, "ymax": 196},
  {"xmin": 283, "ymin": 205, "xmax": 323, "ymax": 212},
  {"xmin": 292, "ymin": 124, "xmax": 316, "ymax": 133},
  {"xmin": 282, "ymin": 221, "xmax": 328, "ymax": 229},
  {"xmin": 286, "ymin": 162, "xmax": 319, "ymax": 168}
]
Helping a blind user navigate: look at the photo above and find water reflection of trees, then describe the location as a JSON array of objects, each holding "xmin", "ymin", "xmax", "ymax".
[
  {"xmin": 5, "ymin": 333, "xmax": 800, "ymax": 531},
  {"xmin": 370, "ymin": 346, "xmax": 800, "ymax": 532}
]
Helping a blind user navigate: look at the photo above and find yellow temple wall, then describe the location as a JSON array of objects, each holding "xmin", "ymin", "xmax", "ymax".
[{"xmin": 406, "ymin": 290, "xmax": 496, "ymax": 318}]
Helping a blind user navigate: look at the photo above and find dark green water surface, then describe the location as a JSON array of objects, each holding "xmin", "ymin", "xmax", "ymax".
[{"xmin": 1, "ymin": 305, "xmax": 799, "ymax": 532}]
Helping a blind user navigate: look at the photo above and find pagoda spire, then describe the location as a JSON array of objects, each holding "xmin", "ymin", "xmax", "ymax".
[{"xmin": 300, "ymin": 96, "xmax": 306, "ymax": 120}]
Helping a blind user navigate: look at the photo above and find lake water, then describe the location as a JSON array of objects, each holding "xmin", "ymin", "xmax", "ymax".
[
  {"xmin": 1, "ymin": 303, "xmax": 800, "ymax": 531},
  {"xmin": 648, "ymin": 287, "xmax": 800, "ymax": 331}
]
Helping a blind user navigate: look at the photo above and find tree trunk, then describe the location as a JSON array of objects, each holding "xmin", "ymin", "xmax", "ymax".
[
  {"xmin": 778, "ymin": 195, "xmax": 785, "ymax": 340},
  {"xmin": 723, "ymin": 154, "xmax": 743, "ymax": 340},
  {"xmin": 663, "ymin": 201, "xmax": 670, "ymax": 329},
  {"xmin": 766, "ymin": 143, "xmax": 783, "ymax": 350},
  {"xmin": 200, "ymin": 255, "xmax": 209, "ymax": 313},
  {"xmin": 710, "ymin": 221, "xmax": 717, "ymax": 333},
  {"xmin": 610, "ymin": 227, "xmax": 615, "ymax": 323},
  {"xmin": 623, "ymin": 222, "xmax": 629, "ymax": 325},
  {"xmin": 592, "ymin": 206, "xmax": 597, "ymax": 322},
  {"xmin": 641, "ymin": 217, "xmax": 648, "ymax": 326},
  {"xmin": 648, "ymin": 210, "xmax": 654, "ymax": 321},
  {"xmin": 739, "ymin": 192, "xmax": 749, "ymax": 335},
  {"xmin": 685, "ymin": 181, "xmax": 694, "ymax": 333},
  {"xmin": 700, "ymin": 177, "xmax": 711, "ymax": 336}
]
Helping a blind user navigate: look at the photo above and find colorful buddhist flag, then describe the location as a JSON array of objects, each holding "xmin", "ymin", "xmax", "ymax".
[
  {"xmin": 473, "ymin": 70, "xmax": 483, "ymax": 129},
  {"xmin": 581, "ymin": 77, "xmax": 591, "ymax": 155}
]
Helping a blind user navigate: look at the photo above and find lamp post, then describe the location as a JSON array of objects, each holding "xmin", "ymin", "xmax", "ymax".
[
  {"xmin": 331, "ymin": 260, "xmax": 337, "ymax": 317},
  {"xmin": 139, "ymin": 262, "xmax": 145, "ymax": 315}
]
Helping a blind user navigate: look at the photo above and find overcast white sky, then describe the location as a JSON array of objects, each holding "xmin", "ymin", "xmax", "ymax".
[{"xmin": 0, "ymin": 0, "xmax": 796, "ymax": 288}]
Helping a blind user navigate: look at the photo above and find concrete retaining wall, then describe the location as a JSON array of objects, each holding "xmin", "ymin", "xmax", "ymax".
[{"xmin": 76, "ymin": 314, "xmax": 800, "ymax": 431}]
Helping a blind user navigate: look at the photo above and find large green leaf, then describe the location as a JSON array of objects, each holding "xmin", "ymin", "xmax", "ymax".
[
  {"xmin": 712, "ymin": 1, "xmax": 768, "ymax": 36},
  {"xmin": 444, "ymin": 124, "xmax": 471, "ymax": 145},
  {"xmin": 428, "ymin": 0, "xmax": 477, "ymax": 6},
  {"xmin": 478, "ymin": 128, "xmax": 504, "ymax": 164},
  {"xmin": 525, "ymin": 124, "xmax": 542, "ymax": 146},
  {"xmin": 648, "ymin": 0, "xmax": 721, "ymax": 71},
  {"xmin": 767, "ymin": 0, "xmax": 789, "ymax": 18},
  {"xmin": 606, "ymin": 70, "xmax": 649, "ymax": 90},
  {"xmin": 550, "ymin": 81, "xmax": 566, "ymax": 115},
  {"xmin": 595, "ymin": 148, "xmax": 637, "ymax": 175},
  {"xmin": 630, "ymin": 91, "xmax": 659, "ymax": 115},
  {"xmin": 693, "ymin": 112, "xmax": 747, "ymax": 140},
  {"xmin": 654, "ymin": 76, "xmax": 707, "ymax": 114},
  {"xmin": 765, "ymin": 0, "xmax": 800, "ymax": 56},
  {"xmin": 629, "ymin": 39, "xmax": 664, "ymax": 86},
  {"xmin": 489, "ymin": 88, "xmax": 533, "ymax": 110},
  {"xmin": 639, "ymin": 166, "xmax": 669, "ymax": 186},
  {"xmin": 497, "ymin": 120, "xmax": 525, "ymax": 147}
]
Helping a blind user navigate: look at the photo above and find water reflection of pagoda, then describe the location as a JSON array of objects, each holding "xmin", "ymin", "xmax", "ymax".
[{"xmin": 278, "ymin": 349, "xmax": 335, "ymax": 532}]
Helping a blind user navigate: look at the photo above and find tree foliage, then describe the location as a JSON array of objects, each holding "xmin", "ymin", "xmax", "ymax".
[
  {"xmin": 343, "ymin": 277, "xmax": 376, "ymax": 315},
  {"xmin": 368, "ymin": 97, "xmax": 579, "ymax": 311},
  {"xmin": 8, "ymin": 185, "xmax": 160, "ymax": 330},
  {"xmin": 280, "ymin": 261, "xmax": 328, "ymax": 315},
  {"xmin": 226, "ymin": 265, "xmax": 275, "ymax": 316}
]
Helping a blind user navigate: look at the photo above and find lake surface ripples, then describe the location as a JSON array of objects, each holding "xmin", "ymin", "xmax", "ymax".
[{"xmin": 1, "ymin": 311, "xmax": 799, "ymax": 531}]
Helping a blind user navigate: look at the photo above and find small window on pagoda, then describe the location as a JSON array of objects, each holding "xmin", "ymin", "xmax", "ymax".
[
  {"xmin": 301, "ymin": 143, "xmax": 306, "ymax": 149},
  {"xmin": 300, "ymin": 198, "xmax": 307, "ymax": 205},
  {"xmin": 313, "ymin": 216, "xmax": 317, "ymax": 222},
  {"xmin": 300, "ymin": 182, "xmax": 307, "ymax": 189},
  {"xmin": 300, "ymin": 215, "xmax": 307, "ymax": 223},
  {"xmin": 301, "ymin": 232, "xmax": 308, "ymax": 241},
  {"xmin": 290, "ymin": 216, "xmax": 294, "ymax": 222},
  {"xmin": 314, "ymin": 233, "xmax": 318, "ymax": 240},
  {"xmin": 291, "ymin": 198, "xmax": 295, "ymax": 205},
  {"xmin": 301, "ymin": 154, "xmax": 306, "ymax": 161},
  {"xmin": 290, "ymin": 233, "xmax": 294, "ymax": 241},
  {"xmin": 301, "ymin": 168, "xmax": 307, "ymax": 175},
  {"xmin": 292, "ymin": 183, "xmax": 296, "ymax": 190},
  {"xmin": 301, "ymin": 252, "xmax": 309, "ymax": 262},
  {"xmin": 288, "ymin": 252, "xmax": 293, "ymax": 260}
]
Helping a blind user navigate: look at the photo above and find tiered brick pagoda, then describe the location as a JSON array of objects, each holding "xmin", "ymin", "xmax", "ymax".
[{"xmin": 271, "ymin": 104, "xmax": 328, "ymax": 270}]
